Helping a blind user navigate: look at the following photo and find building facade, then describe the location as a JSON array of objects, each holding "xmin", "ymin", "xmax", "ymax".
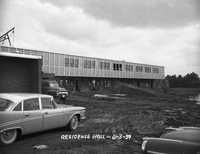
[{"xmin": 0, "ymin": 46, "xmax": 165, "ymax": 91}]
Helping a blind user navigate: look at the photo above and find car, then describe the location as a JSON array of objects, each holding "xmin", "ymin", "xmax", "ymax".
[
  {"xmin": 42, "ymin": 79, "xmax": 69, "ymax": 99},
  {"xmin": 0, "ymin": 93, "xmax": 86, "ymax": 144},
  {"xmin": 141, "ymin": 127, "xmax": 200, "ymax": 154}
]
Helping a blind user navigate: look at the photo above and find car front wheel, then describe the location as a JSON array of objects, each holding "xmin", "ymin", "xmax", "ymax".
[
  {"xmin": 0, "ymin": 129, "xmax": 18, "ymax": 144},
  {"xmin": 67, "ymin": 115, "xmax": 79, "ymax": 131}
]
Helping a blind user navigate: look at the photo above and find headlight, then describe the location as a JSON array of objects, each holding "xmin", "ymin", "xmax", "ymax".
[{"xmin": 141, "ymin": 140, "xmax": 148, "ymax": 151}]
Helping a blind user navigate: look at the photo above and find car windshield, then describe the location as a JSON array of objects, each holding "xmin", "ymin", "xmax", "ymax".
[
  {"xmin": 49, "ymin": 82, "xmax": 59, "ymax": 88},
  {"xmin": 0, "ymin": 98, "xmax": 14, "ymax": 111}
]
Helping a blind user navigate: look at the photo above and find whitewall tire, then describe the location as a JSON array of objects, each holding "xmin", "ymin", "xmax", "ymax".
[
  {"xmin": 0, "ymin": 129, "xmax": 18, "ymax": 144},
  {"xmin": 68, "ymin": 115, "xmax": 79, "ymax": 131}
]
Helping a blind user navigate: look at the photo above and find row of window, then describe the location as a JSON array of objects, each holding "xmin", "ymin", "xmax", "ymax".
[
  {"xmin": 13, "ymin": 98, "xmax": 55, "ymax": 111},
  {"xmin": 100, "ymin": 62, "xmax": 110, "ymax": 70},
  {"xmin": 136, "ymin": 66, "xmax": 143, "ymax": 72},
  {"xmin": 63, "ymin": 58, "xmax": 160, "ymax": 73},
  {"xmin": 113, "ymin": 63, "xmax": 122, "ymax": 71},
  {"xmin": 136, "ymin": 66, "xmax": 159, "ymax": 73},
  {"xmin": 152, "ymin": 67, "xmax": 159, "ymax": 73},
  {"xmin": 65, "ymin": 58, "xmax": 79, "ymax": 68},
  {"xmin": 126, "ymin": 64, "xmax": 134, "ymax": 72},
  {"xmin": 84, "ymin": 60, "xmax": 96, "ymax": 69},
  {"xmin": 145, "ymin": 67, "xmax": 151, "ymax": 73}
]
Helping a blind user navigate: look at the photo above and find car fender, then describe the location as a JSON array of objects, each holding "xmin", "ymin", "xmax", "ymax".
[
  {"xmin": 142, "ymin": 137, "xmax": 184, "ymax": 154},
  {"xmin": 68, "ymin": 111, "xmax": 81, "ymax": 121},
  {"xmin": 0, "ymin": 126, "xmax": 23, "ymax": 134},
  {"xmin": 143, "ymin": 137, "xmax": 200, "ymax": 154}
]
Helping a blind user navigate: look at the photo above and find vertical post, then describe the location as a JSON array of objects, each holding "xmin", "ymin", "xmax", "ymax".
[{"xmin": 38, "ymin": 59, "xmax": 42, "ymax": 93}]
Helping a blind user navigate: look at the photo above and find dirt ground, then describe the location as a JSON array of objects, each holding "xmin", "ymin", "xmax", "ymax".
[{"xmin": 1, "ymin": 87, "xmax": 200, "ymax": 154}]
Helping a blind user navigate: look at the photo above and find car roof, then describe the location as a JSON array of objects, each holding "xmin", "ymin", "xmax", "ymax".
[
  {"xmin": 0, "ymin": 93, "xmax": 52, "ymax": 103},
  {"xmin": 161, "ymin": 129, "xmax": 200, "ymax": 143}
]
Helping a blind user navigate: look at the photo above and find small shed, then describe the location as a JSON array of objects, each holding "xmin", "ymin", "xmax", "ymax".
[{"xmin": 0, "ymin": 52, "xmax": 42, "ymax": 93}]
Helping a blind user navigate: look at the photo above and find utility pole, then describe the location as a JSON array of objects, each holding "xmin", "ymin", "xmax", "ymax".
[{"xmin": 0, "ymin": 27, "xmax": 15, "ymax": 46}]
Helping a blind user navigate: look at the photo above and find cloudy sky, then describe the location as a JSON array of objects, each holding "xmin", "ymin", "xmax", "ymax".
[{"xmin": 0, "ymin": 0, "xmax": 200, "ymax": 75}]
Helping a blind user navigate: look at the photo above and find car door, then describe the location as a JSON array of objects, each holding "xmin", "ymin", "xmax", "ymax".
[
  {"xmin": 41, "ymin": 97, "xmax": 64, "ymax": 130},
  {"xmin": 22, "ymin": 97, "xmax": 43, "ymax": 134}
]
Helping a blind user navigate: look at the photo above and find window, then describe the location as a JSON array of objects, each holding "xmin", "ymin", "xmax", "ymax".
[
  {"xmin": 75, "ymin": 59, "xmax": 79, "ymax": 67},
  {"xmin": 84, "ymin": 60, "xmax": 95, "ymax": 69},
  {"xmin": 41, "ymin": 97, "xmax": 55, "ymax": 109},
  {"xmin": 49, "ymin": 53, "xmax": 54, "ymax": 66},
  {"xmin": 113, "ymin": 63, "xmax": 122, "ymax": 71},
  {"xmin": 119, "ymin": 64, "xmax": 122, "ymax": 71},
  {"xmin": 152, "ymin": 67, "xmax": 159, "ymax": 73},
  {"xmin": 84, "ymin": 60, "xmax": 90, "ymax": 68},
  {"xmin": 130, "ymin": 65, "xmax": 133, "ymax": 71},
  {"xmin": 100, "ymin": 62, "xmax": 103, "ymax": 69},
  {"xmin": 136, "ymin": 66, "xmax": 143, "ymax": 72},
  {"xmin": 99, "ymin": 62, "xmax": 110, "ymax": 70},
  {"xmin": 92, "ymin": 60, "xmax": 95, "ymax": 69},
  {"xmin": 88, "ymin": 60, "xmax": 91, "ymax": 68},
  {"xmin": 0, "ymin": 98, "xmax": 13, "ymax": 111},
  {"xmin": 145, "ymin": 67, "xmax": 151, "ymax": 73},
  {"xmin": 65, "ymin": 57, "xmax": 69, "ymax": 67},
  {"xmin": 104, "ymin": 63, "xmax": 107, "ymax": 70},
  {"xmin": 70, "ymin": 58, "xmax": 74, "ymax": 67},
  {"xmin": 13, "ymin": 103, "xmax": 22, "ymax": 111},
  {"xmin": 104, "ymin": 62, "xmax": 110, "ymax": 70},
  {"xmin": 65, "ymin": 57, "xmax": 79, "ymax": 68},
  {"xmin": 43, "ymin": 53, "xmax": 49, "ymax": 65},
  {"xmin": 125, "ymin": 64, "xmax": 133, "ymax": 72},
  {"xmin": 23, "ymin": 98, "xmax": 40, "ymax": 111},
  {"xmin": 55, "ymin": 55, "xmax": 59, "ymax": 66}
]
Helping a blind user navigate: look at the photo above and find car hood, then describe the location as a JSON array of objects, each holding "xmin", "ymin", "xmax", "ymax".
[
  {"xmin": 161, "ymin": 129, "xmax": 200, "ymax": 143},
  {"xmin": 59, "ymin": 87, "xmax": 68, "ymax": 92},
  {"xmin": 56, "ymin": 104, "xmax": 85, "ymax": 110}
]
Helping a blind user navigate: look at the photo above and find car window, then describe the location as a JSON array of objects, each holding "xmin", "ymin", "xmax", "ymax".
[
  {"xmin": 13, "ymin": 102, "xmax": 22, "ymax": 111},
  {"xmin": 0, "ymin": 98, "xmax": 13, "ymax": 111},
  {"xmin": 41, "ymin": 97, "xmax": 55, "ymax": 109},
  {"xmin": 23, "ymin": 98, "xmax": 40, "ymax": 111}
]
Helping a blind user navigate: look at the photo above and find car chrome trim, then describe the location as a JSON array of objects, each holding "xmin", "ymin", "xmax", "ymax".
[
  {"xmin": 166, "ymin": 126, "xmax": 200, "ymax": 131},
  {"xmin": 147, "ymin": 150, "xmax": 166, "ymax": 154},
  {"xmin": 57, "ymin": 92, "xmax": 68, "ymax": 94},
  {"xmin": 143, "ymin": 137, "xmax": 183, "ymax": 143},
  {"xmin": 141, "ymin": 140, "xmax": 148, "ymax": 151},
  {"xmin": 80, "ymin": 115, "xmax": 86, "ymax": 120},
  {"xmin": 165, "ymin": 127, "xmax": 181, "ymax": 131},
  {"xmin": 0, "ymin": 127, "xmax": 22, "ymax": 133},
  {"xmin": 0, "ymin": 119, "xmax": 22, "ymax": 128},
  {"xmin": 0, "ymin": 116, "xmax": 42, "ymax": 128},
  {"xmin": 180, "ymin": 126, "xmax": 200, "ymax": 130},
  {"xmin": 42, "ymin": 112, "xmax": 63, "ymax": 118}
]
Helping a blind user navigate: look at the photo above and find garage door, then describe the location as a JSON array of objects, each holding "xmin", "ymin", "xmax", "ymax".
[{"xmin": 0, "ymin": 56, "xmax": 41, "ymax": 93}]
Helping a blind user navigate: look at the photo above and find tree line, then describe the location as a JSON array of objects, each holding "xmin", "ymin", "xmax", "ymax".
[{"xmin": 166, "ymin": 72, "xmax": 200, "ymax": 88}]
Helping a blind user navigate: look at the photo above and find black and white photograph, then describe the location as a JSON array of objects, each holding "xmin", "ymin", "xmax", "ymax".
[{"xmin": 0, "ymin": 0, "xmax": 200, "ymax": 153}]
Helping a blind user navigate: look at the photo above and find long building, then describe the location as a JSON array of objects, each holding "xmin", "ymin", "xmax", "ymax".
[{"xmin": 0, "ymin": 46, "xmax": 165, "ymax": 91}]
